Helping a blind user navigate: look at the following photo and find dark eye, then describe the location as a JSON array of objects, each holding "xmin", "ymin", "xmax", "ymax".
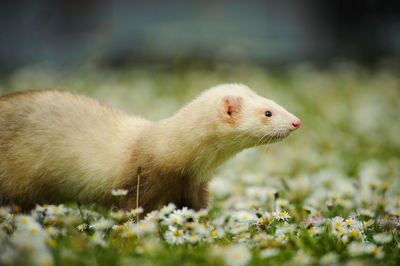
[{"xmin": 264, "ymin": 111, "xmax": 272, "ymax": 117}]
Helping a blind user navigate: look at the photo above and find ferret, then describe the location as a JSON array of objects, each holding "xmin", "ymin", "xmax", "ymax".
[{"xmin": 0, "ymin": 84, "xmax": 300, "ymax": 214}]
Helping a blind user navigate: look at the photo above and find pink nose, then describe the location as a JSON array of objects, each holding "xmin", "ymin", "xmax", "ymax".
[{"xmin": 292, "ymin": 119, "xmax": 301, "ymax": 129}]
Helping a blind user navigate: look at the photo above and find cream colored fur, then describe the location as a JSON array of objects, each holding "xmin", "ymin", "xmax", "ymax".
[{"xmin": 0, "ymin": 84, "xmax": 299, "ymax": 210}]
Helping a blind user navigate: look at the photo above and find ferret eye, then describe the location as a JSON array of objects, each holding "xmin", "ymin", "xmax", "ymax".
[{"xmin": 264, "ymin": 111, "xmax": 272, "ymax": 117}]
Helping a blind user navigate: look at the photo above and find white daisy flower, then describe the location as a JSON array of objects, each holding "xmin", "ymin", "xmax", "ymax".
[
  {"xmin": 222, "ymin": 243, "xmax": 251, "ymax": 266},
  {"xmin": 90, "ymin": 232, "xmax": 108, "ymax": 247},
  {"xmin": 373, "ymin": 233, "xmax": 393, "ymax": 244},
  {"xmin": 234, "ymin": 211, "xmax": 258, "ymax": 224},
  {"xmin": 144, "ymin": 210, "xmax": 159, "ymax": 222},
  {"xmin": 164, "ymin": 226, "xmax": 185, "ymax": 245},
  {"xmin": 272, "ymin": 211, "xmax": 291, "ymax": 221},
  {"xmin": 194, "ymin": 223, "xmax": 210, "ymax": 236},
  {"xmin": 185, "ymin": 232, "xmax": 201, "ymax": 244},
  {"xmin": 90, "ymin": 218, "xmax": 114, "ymax": 231},
  {"xmin": 110, "ymin": 210, "xmax": 127, "ymax": 221},
  {"xmin": 159, "ymin": 203, "xmax": 177, "ymax": 218},
  {"xmin": 331, "ymin": 216, "xmax": 345, "ymax": 230},
  {"xmin": 163, "ymin": 212, "xmax": 184, "ymax": 226},
  {"xmin": 259, "ymin": 248, "xmax": 279, "ymax": 259},
  {"xmin": 276, "ymin": 233, "xmax": 288, "ymax": 243},
  {"xmin": 111, "ymin": 189, "xmax": 128, "ymax": 196},
  {"xmin": 130, "ymin": 207, "xmax": 144, "ymax": 216},
  {"xmin": 320, "ymin": 252, "xmax": 339, "ymax": 265},
  {"xmin": 77, "ymin": 224, "xmax": 88, "ymax": 232},
  {"xmin": 173, "ymin": 207, "xmax": 194, "ymax": 220}
]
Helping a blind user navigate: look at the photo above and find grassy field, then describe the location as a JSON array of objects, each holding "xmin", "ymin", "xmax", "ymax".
[{"xmin": 0, "ymin": 62, "xmax": 399, "ymax": 265}]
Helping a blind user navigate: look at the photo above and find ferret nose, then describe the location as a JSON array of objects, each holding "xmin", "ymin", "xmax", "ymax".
[{"xmin": 291, "ymin": 119, "xmax": 301, "ymax": 129}]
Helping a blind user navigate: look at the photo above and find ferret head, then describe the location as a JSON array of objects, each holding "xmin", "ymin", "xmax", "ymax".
[{"xmin": 208, "ymin": 84, "xmax": 300, "ymax": 146}]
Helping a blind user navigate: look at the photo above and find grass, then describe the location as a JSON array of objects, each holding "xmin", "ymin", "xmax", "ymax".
[{"xmin": 0, "ymin": 61, "xmax": 399, "ymax": 265}]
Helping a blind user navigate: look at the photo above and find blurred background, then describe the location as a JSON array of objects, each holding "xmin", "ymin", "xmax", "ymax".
[
  {"xmin": 1, "ymin": 0, "xmax": 400, "ymax": 70},
  {"xmin": 0, "ymin": 0, "xmax": 399, "ymax": 178}
]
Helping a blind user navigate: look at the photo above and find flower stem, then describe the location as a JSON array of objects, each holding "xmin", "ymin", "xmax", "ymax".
[{"xmin": 136, "ymin": 166, "xmax": 142, "ymax": 238}]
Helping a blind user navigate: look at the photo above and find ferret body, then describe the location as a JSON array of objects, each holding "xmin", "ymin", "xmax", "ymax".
[{"xmin": 0, "ymin": 84, "xmax": 300, "ymax": 213}]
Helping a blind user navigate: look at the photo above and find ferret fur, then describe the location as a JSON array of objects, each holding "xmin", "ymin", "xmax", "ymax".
[{"xmin": 0, "ymin": 84, "xmax": 300, "ymax": 213}]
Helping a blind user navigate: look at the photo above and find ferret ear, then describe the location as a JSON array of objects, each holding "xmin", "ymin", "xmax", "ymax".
[{"xmin": 222, "ymin": 95, "xmax": 242, "ymax": 121}]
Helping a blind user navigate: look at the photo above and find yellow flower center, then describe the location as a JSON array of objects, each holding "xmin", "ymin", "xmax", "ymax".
[
  {"xmin": 49, "ymin": 239, "xmax": 57, "ymax": 247},
  {"xmin": 338, "ymin": 230, "xmax": 344, "ymax": 235},
  {"xmin": 172, "ymin": 218, "xmax": 179, "ymax": 222},
  {"xmin": 211, "ymin": 231, "xmax": 217, "ymax": 237},
  {"xmin": 395, "ymin": 211, "xmax": 399, "ymax": 217},
  {"xmin": 345, "ymin": 220, "xmax": 352, "ymax": 225},
  {"xmin": 335, "ymin": 222, "xmax": 341, "ymax": 228},
  {"xmin": 54, "ymin": 206, "xmax": 60, "ymax": 211},
  {"xmin": 115, "ymin": 225, "xmax": 122, "ymax": 231},
  {"xmin": 30, "ymin": 227, "xmax": 37, "ymax": 234},
  {"xmin": 242, "ymin": 215, "xmax": 248, "ymax": 220},
  {"xmin": 173, "ymin": 230, "xmax": 180, "ymax": 236},
  {"xmin": 372, "ymin": 247, "xmax": 379, "ymax": 255},
  {"xmin": 278, "ymin": 212, "xmax": 285, "ymax": 217},
  {"xmin": 21, "ymin": 217, "xmax": 27, "ymax": 224},
  {"xmin": 350, "ymin": 229, "xmax": 358, "ymax": 236},
  {"xmin": 308, "ymin": 228, "xmax": 315, "ymax": 235},
  {"xmin": 281, "ymin": 235, "xmax": 286, "ymax": 240},
  {"xmin": 232, "ymin": 253, "xmax": 242, "ymax": 261}
]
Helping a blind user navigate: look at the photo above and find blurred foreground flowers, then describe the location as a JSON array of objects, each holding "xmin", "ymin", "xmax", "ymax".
[{"xmin": 1, "ymin": 163, "xmax": 399, "ymax": 265}]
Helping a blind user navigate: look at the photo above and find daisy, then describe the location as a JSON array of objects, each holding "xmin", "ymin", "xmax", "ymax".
[
  {"xmin": 194, "ymin": 223, "xmax": 210, "ymax": 236},
  {"xmin": 111, "ymin": 189, "xmax": 128, "ymax": 197},
  {"xmin": 110, "ymin": 210, "xmax": 127, "ymax": 221},
  {"xmin": 186, "ymin": 232, "xmax": 201, "ymax": 244},
  {"xmin": 222, "ymin": 244, "xmax": 251, "ymax": 266},
  {"xmin": 259, "ymin": 248, "xmax": 279, "ymax": 259},
  {"xmin": 234, "ymin": 211, "xmax": 258, "ymax": 224},
  {"xmin": 77, "ymin": 224, "xmax": 88, "ymax": 232},
  {"xmin": 276, "ymin": 233, "xmax": 288, "ymax": 243},
  {"xmin": 164, "ymin": 226, "xmax": 185, "ymax": 245},
  {"xmin": 130, "ymin": 207, "xmax": 144, "ymax": 216},
  {"xmin": 144, "ymin": 210, "xmax": 159, "ymax": 222},
  {"xmin": 262, "ymin": 212, "xmax": 273, "ymax": 223},
  {"xmin": 163, "ymin": 212, "xmax": 184, "ymax": 226},
  {"xmin": 331, "ymin": 216, "xmax": 344, "ymax": 230},
  {"xmin": 373, "ymin": 233, "xmax": 393, "ymax": 244},
  {"xmin": 272, "ymin": 210, "xmax": 291, "ymax": 221},
  {"xmin": 173, "ymin": 207, "xmax": 194, "ymax": 220},
  {"xmin": 159, "ymin": 203, "xmax": 177, "ymax": 219},
  {"xmin": 265, "ymin": 187, "xmax": 278, "ymax": 198},
  {"xmin": 90, "ymin": 218, "xmax": 114, "ymax": 231}
]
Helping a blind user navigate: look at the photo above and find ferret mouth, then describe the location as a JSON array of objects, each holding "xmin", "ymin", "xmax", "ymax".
[{"xmin": 258, "ymin": 131, "xmax": 291, "ymax": 144}]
